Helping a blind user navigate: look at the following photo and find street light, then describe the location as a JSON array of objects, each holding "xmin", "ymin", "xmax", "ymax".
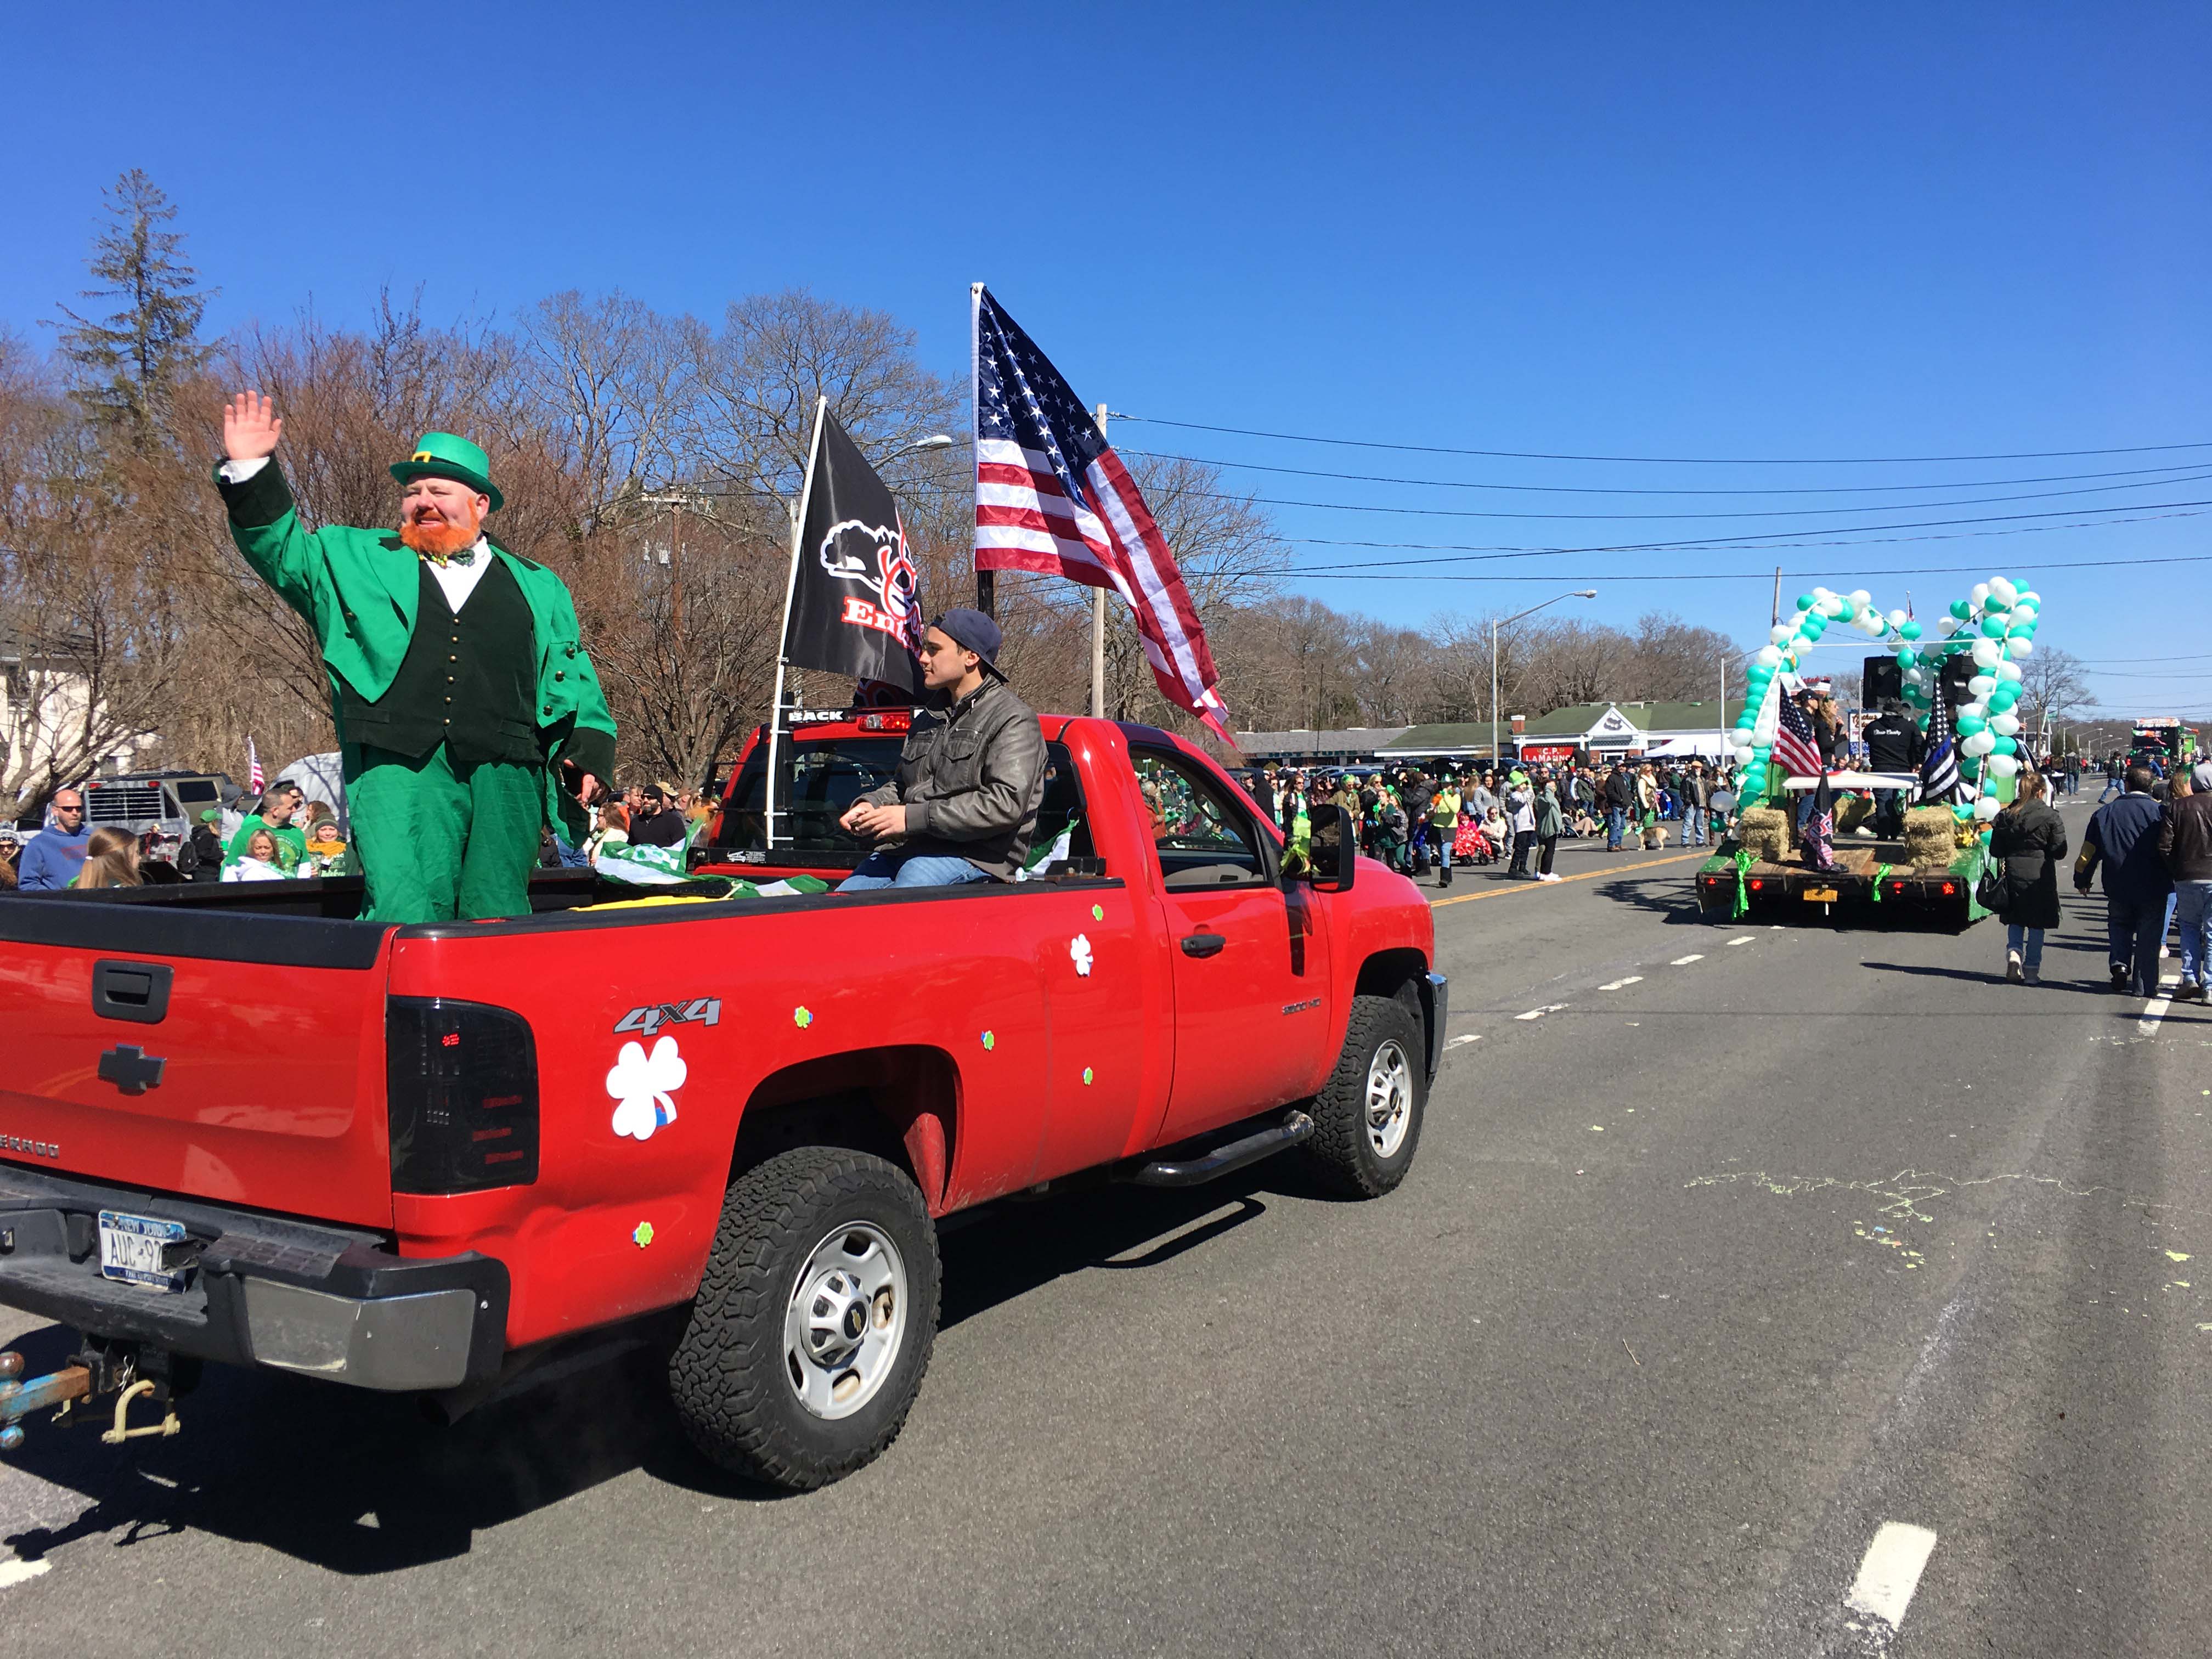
[
  {"xmin": 878, "ymin": 432, "xmax": 956, "ymax": 466},
  {"xmin": 1493, "ymin": 591, "xmax": 1596, "ymax": 766}
]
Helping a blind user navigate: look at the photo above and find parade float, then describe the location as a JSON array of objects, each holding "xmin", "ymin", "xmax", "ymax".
[{"xmin": 1696, "ymin": 577, "xmax": 2044, "ymax": 926}]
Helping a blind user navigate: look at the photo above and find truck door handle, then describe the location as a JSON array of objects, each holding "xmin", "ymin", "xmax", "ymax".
[{"xmin": 1180, "ymin": 932, "xmax": 1227, "ymax": 958}]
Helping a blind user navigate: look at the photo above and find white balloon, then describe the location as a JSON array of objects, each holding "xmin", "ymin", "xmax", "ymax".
[
  {"xmin": 1970, "ymin": 582, "xmax": 1991, "ymax": 606},
  {"xmin": 1888, "ymin": 608, "xmax": 1909, "ymax": 629},
  {"xmin": 2007, "ymin": 636, "xmax": 2034, "ymax": 658},
  {"xmin": 1968, "ymin": 674, "xmax": 1996, "ymax": 697},
  {"xmin": 1769, "ymin": 624, "xmax": 1793, "ymax": 645},
  {"xmin": 1960, "ymin": 701, "xmax": 1988, "ymax": 721},
  {"xmin": 1987, "ymin": 752, "xmax": 2020, "ymax": 778},
  {"xmin": 1903, "ymin": 667, "xmax": 1927, "ymax": 686},
  {"xmin": 2018, "ymin": 590, "xmax": 2041, "ymax": 609},
  {"xmin": 1755, "ymin": 645, "xmax": 1781, "ymax": 668},
  {"xmin": 1812, "ymin": 586, "xmax": 1834, "ymax": 601},
  {"xmin": 1848, "ymin": 589, "xmax": 1872, "ymax": 610},
  {"xmin": 1974, "ymin": 796, "xmax": 2002, "ymax": 821},
  {"xmin": 1963, "ymin": 731, "xmax": 1997, "ymax": 757},
  {"xmin": 1733, "ymin": 745, "xmax": 1754, "ymax": 765},
  {"xmin": 1972, "ymin": 639, "xmax": 2004, "ymax": 668},
  {"xmin": 1938, "ymin": 617, "xmax": 1961, "ymax": 637},
  {"xmin": 1991, "ymin": 712, "xmax": 2022, "ymax": 736},
  {"xmin": 1989, "ymin": 577, "xmax": 2017, "ymax": 606},
  {"xmin": 1996, "ymin": 659, "xmax": 2023, "ymax": 683}
]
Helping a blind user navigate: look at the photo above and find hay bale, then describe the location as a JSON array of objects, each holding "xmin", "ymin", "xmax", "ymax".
[
  {"xmin": 1835, "ymin": 793, "xmax": 1876, "ymax": 833},
  {"xmin": 1902, "ymin": 805, "xmax": 1957, "ymax": 869},
  {"xmin": 1737, "ymin": 806, "xmax": 1789, "ymax": 864}
]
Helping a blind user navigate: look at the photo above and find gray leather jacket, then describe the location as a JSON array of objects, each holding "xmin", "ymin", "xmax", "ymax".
[{"xmin": 860, "ymin": 678, "xmax": 1047, "ymax": 878}]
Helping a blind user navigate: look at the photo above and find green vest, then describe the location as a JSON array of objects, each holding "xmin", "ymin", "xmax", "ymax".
[{"xmin": 342, "ymin": 561, "xmax": 539, "ymax": 767}]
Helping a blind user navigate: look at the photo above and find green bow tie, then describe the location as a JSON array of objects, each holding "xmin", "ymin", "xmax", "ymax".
[{"xmin": 421, "ymin": 546, "xmax": 477, "ymax": 568}]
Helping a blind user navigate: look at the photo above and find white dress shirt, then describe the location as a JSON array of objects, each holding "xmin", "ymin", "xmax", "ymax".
[{"xmin": 219, "ymin": 455, "xmax": 492, "ymax": 611}]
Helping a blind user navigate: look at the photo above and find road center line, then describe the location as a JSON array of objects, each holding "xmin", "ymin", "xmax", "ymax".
[
  {"xmin": 1514, "ymin": 1004, "xmax": 1567, "ymax": 1021},
  {"xmin": 2140, "ymin": 971, "xmax": 2182, "ymax": 1036},
  {"xmin": 1670, "ymin": 953, "xmax": 1705, "ymax": 966},
  {"xmin": 0, "ymin": 1559, "xmax": 50, "ymax": 1590},
  {"xmin": 1430, "ymin": 850, "xmax": 1707, "ymax": 908},
  {"xmin": 1844, "ymin": 1521, "xmax": 1938, "ymax": 1629},
  {"xmin": 1597, "ymin": 975, "xmax": 1645, "ymax": 991},
  {"xmin": 1728, "ymin": 936, "xmax": 1754, "ymax": 946},
  {"xmin": 1444, "ymin": 1034, "xmax": 1483, "ymax": 1050}
]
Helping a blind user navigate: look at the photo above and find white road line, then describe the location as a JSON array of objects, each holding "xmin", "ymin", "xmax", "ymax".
[
  {"xmin": 2140, "ymin": 971, "xmax": 2183, "ymax": 1036},
  {"xmin": 1596, "ymin": 975, "xmax": 1645, "ymax": 991},
  {"xmin": 1514, "ymin": 1003, "xmax": 1568, "ymax": 1022},
  {"xmin": 1670, "ymin": 953, "xmax": 1705, "ymax": 966},
  {"xmin": 1443, "ymin": 1034, "xmax": 1483, "ymax": 1050},
  {"xmin": 0, "ymin": 1559, "xmax": 50, "ymax": 1590},
  {"xmin": 1728, "ymin": 935, "xmax": 1754, "ymax": 946},
  {"xmin": 1844, "ymin": 1521, "xmax": 1938, "ymax": 1629}
]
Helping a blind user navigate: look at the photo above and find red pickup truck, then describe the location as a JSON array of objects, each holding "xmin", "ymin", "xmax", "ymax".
[{"xmin": 0, "ymin": 714, "xmax": 1442, "ymax": 1489}]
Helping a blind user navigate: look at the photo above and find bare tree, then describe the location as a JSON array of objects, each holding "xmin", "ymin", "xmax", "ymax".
[{"xmin": 2017, "ymin": 645, "xmax": 2090, "ymax": 738}]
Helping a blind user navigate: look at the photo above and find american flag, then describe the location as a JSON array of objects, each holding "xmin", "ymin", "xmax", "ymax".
[
  {"xmin": 971, "ymin": 286, "xmax": 1232, "ymax": 743},
  {"xmin": 1774, "ymin": 692, "xmax": 1826, "ymax": 779},
  {"xmin": 247, "ymin": 737, "xmax": 264, "ymax": 794}
]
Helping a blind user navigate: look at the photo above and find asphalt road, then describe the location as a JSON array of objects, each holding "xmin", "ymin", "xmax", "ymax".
[{"xmin": 4, "ymin": 791, "xmax": 2207, "ymax": 1657}]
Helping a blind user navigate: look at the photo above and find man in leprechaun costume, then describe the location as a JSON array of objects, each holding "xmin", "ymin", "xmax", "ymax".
[{"xmin": 215, "ymin": 391, "xmax": 616, "ymax": 923}]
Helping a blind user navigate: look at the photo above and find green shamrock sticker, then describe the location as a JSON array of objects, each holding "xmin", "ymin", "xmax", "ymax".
[
  {"xmin": 981, "ymin": 1030, "xmax": 996, "ymax": 1051},
  {"xmin": 1091, "ymin": 904, "xmax": 1104, "ymax": 921},
  {"xmin": 1081, "ymin": 1066, "xmax": 1094, "ymax": 1086},
  {"xmin": 793, "ymin": 1007, "xmax": 813, "ymax": 1029}
]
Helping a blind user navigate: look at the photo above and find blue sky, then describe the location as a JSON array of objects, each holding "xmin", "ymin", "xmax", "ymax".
[{"xmin": 8, "ymin": 3, "xmax": 2208, "ymax": 714}]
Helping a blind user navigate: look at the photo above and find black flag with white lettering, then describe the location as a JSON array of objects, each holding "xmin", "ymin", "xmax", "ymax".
[{"xmin": 780, "ymin": 408, "xmax": 926, "ymax": 698}]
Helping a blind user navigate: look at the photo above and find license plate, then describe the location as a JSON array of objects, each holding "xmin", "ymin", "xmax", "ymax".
[
  {"xmin": 98, "ymin": 1209, "xmax": 188, "ymax": 1291},
  {"xmin": 1803, "ymin": 888, "xmax": 1839, "ymax": 902}
]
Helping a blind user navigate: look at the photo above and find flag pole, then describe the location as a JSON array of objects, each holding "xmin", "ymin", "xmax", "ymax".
[
  {"xmin": 765, "ymin": 397, "xmax": 827, "ymax": 850},
  {"xmin": 1092, "ymin": 401, "xmax": 1109, "ymax": 718}
]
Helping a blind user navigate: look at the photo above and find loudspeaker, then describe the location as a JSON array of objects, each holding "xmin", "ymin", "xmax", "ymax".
[
  {"xmin": 1938, "ymin": 652, "xmax": 1977, "ymax": 707},
  {"xmin": 1862, "ymin": 658, "xmax": 1903, "ymax": 706}
]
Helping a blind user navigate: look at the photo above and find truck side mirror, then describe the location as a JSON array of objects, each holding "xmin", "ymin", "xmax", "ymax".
[{"xmin": 1302, "ymin": 803, "xmax": 1357, "ymax": 893}]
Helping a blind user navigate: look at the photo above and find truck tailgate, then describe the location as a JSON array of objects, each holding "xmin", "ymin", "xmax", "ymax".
[{"xmin": 0, "ymin": 919, "xmax": 396, "ymax": 1229}]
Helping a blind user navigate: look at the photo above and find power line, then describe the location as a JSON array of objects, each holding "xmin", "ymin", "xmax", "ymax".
[
  {"xmin": 1222, "ymin": 489, "xmax": 2212, "ymax": 532},
  {"xmin": 1124, "ymin": 449, "xmax": 2212, "ymax": 499},
  {"xmin": 1284, "ymin": 552, "xmax": 2212, "ymax": 584},
  {"xmin": 1113, "ymin": 413, "xmax": 2212, "ymax": 466}
]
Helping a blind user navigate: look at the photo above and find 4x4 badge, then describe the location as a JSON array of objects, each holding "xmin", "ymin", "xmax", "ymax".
[{"xmin": 614, "ymin": 998, "xmax": 722, "ymax": 1038}]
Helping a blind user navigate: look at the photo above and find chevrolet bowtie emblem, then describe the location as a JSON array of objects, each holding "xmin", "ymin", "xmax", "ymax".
[{"xmin": 98, "ymin": 1045, "xmax": 166, "ymax": 1096}]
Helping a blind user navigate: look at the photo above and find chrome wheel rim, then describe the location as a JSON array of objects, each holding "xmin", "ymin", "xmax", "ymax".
[
  {"xmin": 784, "ymin": 1221, "xmax": 907, "ymax": 1420},
  {"xmin": 1366, "ymin": 1039, "xmax": 1414, "ymax": 1159}
]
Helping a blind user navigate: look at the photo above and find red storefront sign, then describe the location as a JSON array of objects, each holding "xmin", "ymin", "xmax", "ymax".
[{"xmin": 1520, "ymin": 744, "xmax": 1577, "ymax": 763}]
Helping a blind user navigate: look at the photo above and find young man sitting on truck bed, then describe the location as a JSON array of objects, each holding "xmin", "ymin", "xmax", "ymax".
[{"xmin": 837, "ymin": 607, "xmax": 1046, "ymax": 890}]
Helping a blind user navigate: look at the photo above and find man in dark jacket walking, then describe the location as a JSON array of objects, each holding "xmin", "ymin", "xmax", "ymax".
[
  {"xmin": 2160, "ymin": 762, "xmax": 2212, "ymax": 1000},
  {"xmin": 1401, "ymin": 773, "xmax": 1435, "ymax": 874},
  {"xmin": 839, "ymin": 608, "xmax": 1046, "ymax": 888},
  {"xmin": 1602, "ymin": 762, "xmax": 1634, "ymax": 851},
  {"xmin": 2078, "ymin": 766, "xmax": 2174, "ymax": 996}
]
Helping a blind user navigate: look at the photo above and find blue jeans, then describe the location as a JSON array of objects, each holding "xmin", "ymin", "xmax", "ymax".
[
  {"xmin": 2107, "ymin": 893, "xmax": 2171, "ymax": 996},
  {"xmin": 2177, "ymin": 881, "xmax": 2212, "ymax": 985},
  {"xmin": 2098, "ymin": 776, "xmax": 2123, "ymax": 803},
  {"xmin": 1684, "ymin": 805, "xmax": 1707, "ymax": 846},
  {"xmin": 838, "ymin": 849, "xmax": 995, "ymax": 891},
  {"xmin": 2006, "ymin": 923, "xmax": 2044, "ymax": 973},
  {"xmin": 1606, "ymin": 806, "xmax": 1626, "ymax": 849}
]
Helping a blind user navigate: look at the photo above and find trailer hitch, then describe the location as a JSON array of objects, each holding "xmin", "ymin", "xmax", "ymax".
[{"xmin": 0, "ymin": 1345, "xmax": 185, "ymax": 1454}]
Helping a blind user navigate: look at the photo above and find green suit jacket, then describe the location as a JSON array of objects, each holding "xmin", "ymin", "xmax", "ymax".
[{"xmin": 217, "ymin": 460, "xmax": 617, "ymax": 837}]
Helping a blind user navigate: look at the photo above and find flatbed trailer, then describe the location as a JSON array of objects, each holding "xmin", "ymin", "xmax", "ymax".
[{"xmin": 1694, "ymin": 840, "xmax": 1988, "ymax": 929}]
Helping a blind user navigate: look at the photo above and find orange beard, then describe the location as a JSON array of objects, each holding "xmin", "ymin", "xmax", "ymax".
[{"xmin": 400, "ymin": 509, "xmax": 482, "ymax": 561}]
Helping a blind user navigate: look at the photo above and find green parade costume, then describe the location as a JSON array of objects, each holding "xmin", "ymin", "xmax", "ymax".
[{"xmin": 216, "ymin": 432, "xmax": 616, "ymax": 924}]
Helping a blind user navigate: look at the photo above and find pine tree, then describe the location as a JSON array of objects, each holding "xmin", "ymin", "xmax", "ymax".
[{"xmin": 54, "ymin": 168, "xmax": 215, "ymax": 448}]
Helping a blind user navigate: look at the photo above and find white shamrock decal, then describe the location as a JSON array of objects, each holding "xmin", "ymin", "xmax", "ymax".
[
  {"xmin": 606, "ymin": 1035, "xmax": 687, "ymax": 1142},
  {"xmin": 1069, "ymin": 934, "xmax": 1093, "ymax": 977}
]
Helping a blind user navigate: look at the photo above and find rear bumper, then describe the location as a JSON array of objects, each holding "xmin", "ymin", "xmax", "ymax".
[{"xmin": 0, "ymin": 1164, "xmax": 506, "ymax": 1391}]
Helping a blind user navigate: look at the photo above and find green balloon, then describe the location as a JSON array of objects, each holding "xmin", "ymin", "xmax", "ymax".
[
  {"xmin": 1993, "ymin": 735, "xmax": 2017, "ymax": 755},
  {"xmin": 1795, "ymin": 594, "xmax": 1817, "ymax": 613},
  {"xmin": 1989, "ymin": 685, "xmax": 2018, "ymax": 710},
  {"xmin": 1950, "ymin": 599, "xmax": 1972, "ymax": 619},
  {"xmin": 1957, "ymin": 714, "xmax": 1987, "ymax": 735},
  {"xmin": 1804, "ymin": 616, "xmax": 1827, "ymax": 637},
  {"xmin": 1897, "ymin": 647, "xmax": 1919, "ymax": 669},
  {"xmin": 1983, "ymin": 595, "xmax": 2008, "ymax": 614},
  {"xmin": 1979, "ymin": 616, "xmax": 2007, "ymax": 639},
  {"xmin": 1899, "ymin": 620, "xmax": 1922, "ymax": 640}
]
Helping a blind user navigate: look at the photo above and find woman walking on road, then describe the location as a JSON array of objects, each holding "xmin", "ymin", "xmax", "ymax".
[
  {"xmin": 1533, "ymin": 777, "xmax": 1565, "ymax": 882},
  {"xmin": 1990, "ymin": 770, "xmax": 2068, "ymax": 985}
]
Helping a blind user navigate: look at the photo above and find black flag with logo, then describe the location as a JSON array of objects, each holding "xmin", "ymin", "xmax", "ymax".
[{"xmin": 780, "ymin": 408, "xmax": 926, "ymax": 699}]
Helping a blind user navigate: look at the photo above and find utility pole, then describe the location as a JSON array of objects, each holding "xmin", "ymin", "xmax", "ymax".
[
  {"xmin": 1092, "ymin": 402, "xmax": 1109, "ymax": 719},
  {"xmin": 1771, "ymin": 567, "xmax": 1782, "ymax": 629}
]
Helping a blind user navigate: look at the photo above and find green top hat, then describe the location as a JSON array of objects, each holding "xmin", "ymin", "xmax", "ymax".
[{"xmin": 390, "ymin": 431, "xmax": 504, "ymax": 512}]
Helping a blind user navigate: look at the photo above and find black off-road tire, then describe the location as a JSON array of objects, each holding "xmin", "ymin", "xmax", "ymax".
[
  {"xmin": 669, "ymin": 1147, "xmax": 940, "ymax": 1491},
  {"xmin": 1298, "ymin": 992, "xmax": 1427, "ymax": 1198}
]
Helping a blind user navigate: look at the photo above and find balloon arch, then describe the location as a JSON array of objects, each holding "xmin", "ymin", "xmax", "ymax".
[{"xmin": 1731, "ymin": 576, "xmax": 2042, "ymax": 825}]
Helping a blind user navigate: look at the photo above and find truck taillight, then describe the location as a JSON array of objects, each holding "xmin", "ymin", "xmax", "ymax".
[{"xmin": 386, "ymin": 998, "xmax": 540, "ymax": 1194}]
